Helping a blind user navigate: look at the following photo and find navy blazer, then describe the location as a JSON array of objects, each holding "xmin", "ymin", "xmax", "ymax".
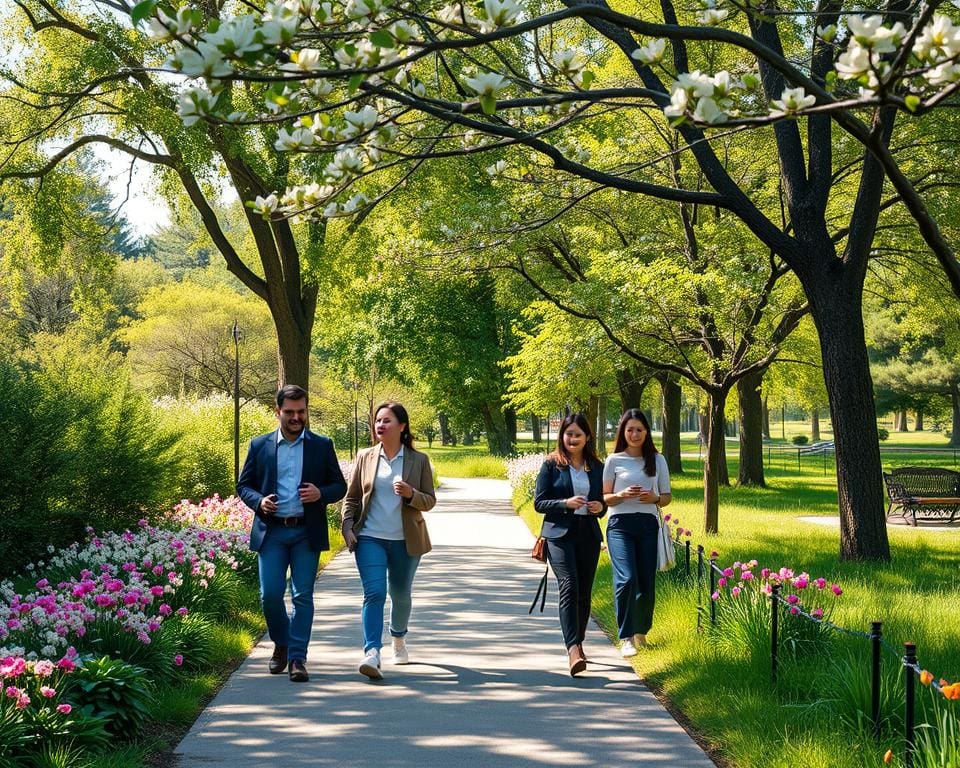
[
  {"xmin": 533, "ymin": 457, "xmax": 606, "ymax": 543},
  {"xmin": 237, "ymin": 429, "xmax": 347, "ymax": 553}
]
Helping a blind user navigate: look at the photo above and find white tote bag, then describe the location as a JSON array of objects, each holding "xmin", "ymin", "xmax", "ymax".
[{"xmin": 656, "ymin": 507, "xmax": 676, "ymax": 571}]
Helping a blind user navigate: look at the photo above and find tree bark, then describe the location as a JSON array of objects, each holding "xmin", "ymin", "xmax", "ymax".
[
  {"xmin": 531, "ymin": 414, "xmax": 542, "ymax": 444},
  {"xmin": 811, "ymin": 408, "xmax": 821, "ymax": 442},
  {"xmin": 702, "ymin": 389, "xmax": 728, "ymax": 534},
  {"xmin": 585, "ymin": 395, "xmax": 599, "ymax": 447},
  {"xmin": 762, "ymin": 395, "xmax": 771, "ymax": 440},
  {"xmin": 481, "ymin": 402, "xmax": 513, "ymax": 456},
  {"xmin": 737, "ymin": 370, "xmax": 766, "ymax": 486},
  {"xmin": 914, "ymin": 408, "xmax": 924, "ymax": 432},
  {"xmin": 658, "ymin": 374, "xmax": 683, "ymax": 475},
  {"xmin": 505, "ymin": 407, "xmax": 518, "ymax": 446},
  {"xmin": 438, "ymin": 412, "xmax": 453, "ymax": 446},
  {"xmin": 596, "ymin": 395, "xmax": 608, "ymax": 457},
  {"xmin": 615, "ymin": 366, "xmax": 649, "ymax": 411},
  {"xmin": 895, "ymin": 409, "xmax": 908, "ymax": 432},
  {"xmin": 807, "ymin": 283, "xmax": 890, "ymax": 561}
]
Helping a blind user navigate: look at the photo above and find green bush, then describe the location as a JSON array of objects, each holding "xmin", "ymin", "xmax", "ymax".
[
  {"xmin": 877, "ymin": 428, "xmax": 890, "ymax": 441},
  {"xmin": 65, "ymin": 657, "xmax": 153, "ymax": 738},
  {"xmin": 792, "ymin": 434, "xmax": 810, "ymax": 445},
  {"xmin": 75, "ymin": 620, "xmax": 178, "ymax": 686},
  {"xmin": 158, "ymin": 615, "xmax": 216, "ymax": 671}
]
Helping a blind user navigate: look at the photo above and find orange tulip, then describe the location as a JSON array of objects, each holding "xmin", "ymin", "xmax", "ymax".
[
  {"xmin": 942, "ymin": 682, "xmax": 960, "ymax": 700},
  {"xmin": 883, "ymin": 749, "xmax": 893, "ymax": 764},
  {"xmin": 920, "ymin": 669, "xmax": 933, "ymax": 686}
]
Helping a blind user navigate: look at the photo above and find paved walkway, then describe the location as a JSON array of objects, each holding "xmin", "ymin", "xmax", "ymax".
[{"xmin": 174, "ymin": 478, "xmax": 714, "ymax": 767}]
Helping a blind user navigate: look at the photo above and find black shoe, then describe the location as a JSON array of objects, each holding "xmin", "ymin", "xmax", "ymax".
[
  {"xmin": 289, "ymin": 659, "xmax": 309, "ymax": 683},
  {"xmin": 269, "ymin": 646, "xmax": 288, "ymax": 675}
]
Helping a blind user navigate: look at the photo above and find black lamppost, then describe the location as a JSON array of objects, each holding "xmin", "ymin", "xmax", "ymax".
[{"xmin": 232, "ymin": 320, "xmax": 241, "ymax": 484}]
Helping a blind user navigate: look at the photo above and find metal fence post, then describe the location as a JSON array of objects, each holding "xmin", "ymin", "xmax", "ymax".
[
  {"xmin": 871, "ymin": 621, "xmax": 883, "ymax": 740},
  {"xmin": 904, "ymin": 642, "xmax": 917, "ymax": 768},
  {"xmin": 770, "ymin": 583, "xmax": 781, "ymax": 685},
  {"xmin": 709, "ymin": 555, "xmax": 717, "ymax": 626},
  {"xmin": 684, "ymin": 540, "xmax": 691, "ymax": 578},
  {"xmin": 696, "ymin": 545, "xmax": 704, "ymax": 632}
]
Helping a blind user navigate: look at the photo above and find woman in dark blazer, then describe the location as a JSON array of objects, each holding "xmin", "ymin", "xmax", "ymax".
[{"xmin": 534, "ymin": 413, "xmax": 606, "ymax": 676}]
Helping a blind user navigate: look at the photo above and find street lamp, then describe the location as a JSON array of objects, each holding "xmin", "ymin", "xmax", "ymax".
[{"xmin": 232, "ymin": 320, "xmax": 241, "ymax": 484}]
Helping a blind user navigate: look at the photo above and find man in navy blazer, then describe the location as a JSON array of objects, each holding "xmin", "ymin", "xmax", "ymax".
[{"xmin": 238, "ymin": 385, "xmax": 346, "ymax": 682}]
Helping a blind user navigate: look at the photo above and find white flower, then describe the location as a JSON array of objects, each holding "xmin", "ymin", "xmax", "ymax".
[
  {"xmin": 341, "ymin": 193, "xmax": 368, "ymax": 212},
  {"xmin": 288, "ymin": 48, "xmax": 322, "ymax": 71},
  {"xmin": 675, "ymin": 70, "xmax": 715, "ymax": 98},
  {"xmin": 925, "ymin": 61, "xmax": 960, "ymax": 85},
  {"xmin": 463, "ymin": 71, "xmax": 511, "ymax": 96},
  {"xmin": 663, "ymin": 87, "xmax": 689, "ymax": 120},
  {"xmin": 252, "ymin": 194, "xmax": 280, "ymax": 215},
  {"xmin": 437, "ymin": 3, "xmax": 481, "ymax": 28},
  {"xmin": 846, "ymin": 15, "xmax": 904, "ymax": 54},
  {"xmin": 345, "ymin": 0, "xmax": 376, "ymax": 20},
  {"xmin": 274, "ymin": 126, "xmax": 315, "ymax": 150},
  {"xmin": 631, "ymin": 39, "xmax": 667, "ymax": 64},
  {"xmin": 551, "ymin": 49, "xmax": 587, "ymax": 75},
  {"xmin": 692, "ymin": 96, "xmax": 727, "ymax": 124},
  {"xmin": 391, "ymin": 21, "xmax": 418, "ymax": 43},
  {"xmin": 211, "ymin": 15, "xmax": 262, "ymax": 57},
  {"xmin": 710, "ymin": 71, "xmax": 737, "ymax": 98},
  {"xmin": 697, "ymin": 8, "xmax": 729, "ymax": 25},
  {"xmin": 770, "ymin": 86, "xmax": 816, "ymax": 115},
  {"xmin": 323, "ymin": 201, "xmax": 340, "ymax": 217},
  {"xmin": 834, "ymin": 42, "xmax": 873, "ymax": 80},
  {"xmin": 816, "ymin": 24, "xmax": 837, "ymax": 43},
  {"xmin": 486, "ymin": 159, "xmax": 507, "ymax": 176},
  {"xmin": 306, "ymin": 79, "xmax": 333, "ymax": 98},
  {"xmin": 345, "ymin": 105, "xmax": 379, "ymax": 132},
  {"xmin": 483, "ymin": 0, "xmax": 522, "ymax": 28},
  {"xmin": 177, "ymin": 87, "xmax": 215, "ymax": 127},
  {"xmin": 914, "ymin": 15, "xmax": 960, "ymax": 62},
  {"xmin": 173, "ymin": 42, "xmax": 233, "ymax": 79}
]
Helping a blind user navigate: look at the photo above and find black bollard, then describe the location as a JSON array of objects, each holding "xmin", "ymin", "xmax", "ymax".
[
  {"xmin": 904, "ymin": 642, "xmax": 917, "ymax": 768},
  {"xmin": 770, "ymin": 583, "xmax": 781, "ymax": 685},
  {"xmin": 871, "ymin": 622, "xmax": 883, "ymax": 740}
]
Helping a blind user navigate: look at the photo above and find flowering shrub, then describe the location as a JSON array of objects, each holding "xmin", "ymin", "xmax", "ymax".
[
  {"xmin": 709, "ymin": 560, "xmax": 844, "ymax": 659},
  {"xmin": 167, "ymin": 494, "xmax": 254, "ymax": 531},
  {"xmin": 1, "ymin": 520, "xmax": 253, "ymax": 661},
  {"xmin": 506, "ymin": 453, "xmax": 548, "ymax": 503}
]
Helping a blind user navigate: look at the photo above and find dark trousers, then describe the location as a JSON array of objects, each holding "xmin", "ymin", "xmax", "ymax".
[
  {"xmin": 606, "ymin": 513, "xmax": 659, "ymax": 638},
  {"xmin": 545, "ymin": 517, "xmax": 601, "ymax": 649}
]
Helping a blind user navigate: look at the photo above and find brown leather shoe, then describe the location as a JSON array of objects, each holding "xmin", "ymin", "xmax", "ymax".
[
  {"xmin": 568, "ymin": 645, "xmax": 586, "ymax": 677},
  {"xmin": 578, "ymin": 643, "xmax": 588, "ymax": 662},
  {"xmin": 269, "ymin": 645, "xmax": 288, "ymax": 675},
  {"xmin": 289, "ymin": 659, "xmax": 309, "ymax": 683}
]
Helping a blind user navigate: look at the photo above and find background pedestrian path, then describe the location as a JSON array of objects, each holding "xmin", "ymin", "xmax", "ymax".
[{"xmin": 174, "ymin": 477, "xmax": 715, "ymax": 767}]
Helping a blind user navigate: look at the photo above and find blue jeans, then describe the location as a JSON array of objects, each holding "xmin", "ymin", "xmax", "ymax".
[
  {"xmin": 355, "ymin": 537, "xmax": 421, "ymax": 653},
  {"xmin": 258, "ymin": 526, "xmax": 320, "ymax": 662},
  {"xmin": 606, "ymin": 513, "xmax": 659, "ymax": 638}
]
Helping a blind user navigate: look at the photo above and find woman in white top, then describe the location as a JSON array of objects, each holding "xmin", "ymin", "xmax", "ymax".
[{"xmin": 602, "ymin": 408, "xmax": 672, "ymax": 657}]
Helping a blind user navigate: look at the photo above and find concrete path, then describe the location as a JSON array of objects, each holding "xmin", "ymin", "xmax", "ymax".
[{"xmin": 174, "ymin": 477, "xmax": 714, "ymax": 767}]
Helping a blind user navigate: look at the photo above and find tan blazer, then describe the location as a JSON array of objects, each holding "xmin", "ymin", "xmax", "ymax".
[{"xmin": 341, "ymin": 445, "xmax": 435, "ymax": 556}]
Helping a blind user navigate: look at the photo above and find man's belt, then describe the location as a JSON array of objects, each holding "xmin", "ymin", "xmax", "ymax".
[{"xmin": 263, "ymin": 515, "xmax": 306, "ymax": 527}]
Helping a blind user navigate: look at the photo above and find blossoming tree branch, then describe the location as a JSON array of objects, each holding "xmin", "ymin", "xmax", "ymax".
[{"xmin": 33, "ymin": 0, "xmax": 949, "ymax": 560}]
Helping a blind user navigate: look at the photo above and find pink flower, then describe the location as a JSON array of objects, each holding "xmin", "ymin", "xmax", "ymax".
[
  {"xmin": 663, "ymin": 513, "xmax": 671, "ymax": 522},
  {"xmin": 33, "ymin": 660, "xmax": 54, "ymax": 677},
  {"xmin": 711, "ymin": 591, "xmax": 720, "ymax": 600},
  {"xmin": 158, "ymin": 604, "xmax": 172, "ymax": 616},
  {"xmin": 760, "ymin": 568, "xmax": 771, "ymax": 579},
  {"xmin": 40, "ymin": 686, "xmax": 56, "ymax": 698},
  {"xmin": 718, "ymin": 577, "xmax": 727, "ymax": 587},
  {"xmin": 786, "ymin": 594, "xmax": 799, "ymax": 605},
  {"xmin": 831, "ymin": 584, "xmax": 843, "ymax": 596},
  {"xmin": 722, "ymin": 567, "xmax": 734, "ymax": 578},
  {"xmin": 790, "ymin": 607, "xmax": 799, "ymax": 615},
  {"xmin": 811, "ymin": 608, "xmax": 824, "ymax": 619},
  {"xmin": 36, "ymin": 578, "xmax": 49, "ymax": 589},
  {"xmin": 731, "ymin": 586, "xmax": 741, "ymax": 596},
  {"xmin": 710, "ymin": 550, "xmax": 719, "ymax": 559},
  {"xmin": 814, "ymin": 577, "xmax": 827, "ymax": 589},
  {"xmin": 56, "ymin": 658, "xmax": 76, "ymax": 673},
  {"xmin": 741, "ymin": 571, "xmax": 754, "ymax": 581},
  {"xmin": 6, "ymin": 686, "xmax": 21, "ymax": 698},
  {"xmin": 16, "ymin": 693, "xmax": 30, "ymax": 709},
  {"xmin": 57, "ymin": 703, "xmax": 72, "ymax": 715},
  {"xmin": 174, "ymin": 655, "xmax": 184, "ymax": 667},
  {"xmin": 177, "ymin": 607, "xmax": 189, "ymax": 617}
]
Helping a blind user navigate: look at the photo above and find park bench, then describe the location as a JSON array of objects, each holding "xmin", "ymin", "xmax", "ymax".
[{"xmin": 882, "ymin": 467, "xmax": 960, "ymax": 526}]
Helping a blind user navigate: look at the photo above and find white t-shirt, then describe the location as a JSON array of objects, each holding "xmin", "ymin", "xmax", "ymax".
[
  {"xmin": 602, "ymin": 452, "xmax": 670, "ymax": 517},
  {"xmin": 359, "ymin": 445, "xmax": 405, "ymax": 540},
  {"xmin": 569, "ymin": 464, "xmax": 591, "ymax": 516}
]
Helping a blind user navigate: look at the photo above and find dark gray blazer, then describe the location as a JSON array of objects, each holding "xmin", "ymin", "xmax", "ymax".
[{"xmin": 533, "ymin": 457, "xmax": 605, "ymax": 543}]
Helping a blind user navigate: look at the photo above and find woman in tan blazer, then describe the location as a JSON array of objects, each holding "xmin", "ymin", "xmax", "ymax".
[{"xmin": 341, "ymin": 402, "xmax": 435, "ymax": 679}]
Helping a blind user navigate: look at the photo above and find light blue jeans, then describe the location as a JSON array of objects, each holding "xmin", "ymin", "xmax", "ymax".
[
  {"xmin": 355, "ymin": 537, "xmax": 421, "ymax": 653},
  {"xmin": 258, "ymin": 526, "xmax": 320, "ymax": 662}
]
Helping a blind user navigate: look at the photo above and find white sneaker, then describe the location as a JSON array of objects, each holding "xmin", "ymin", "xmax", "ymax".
[
  {"xmin": 392, "ymin": 637, "xmax": 409, "ymax": 665},
  {"xmin": 620, "ymin": 637, "xmax": 637, "ymax": 658},
  {"xmin": 359, "ymin": 649, "xmax": 383, "ymax": 679}
]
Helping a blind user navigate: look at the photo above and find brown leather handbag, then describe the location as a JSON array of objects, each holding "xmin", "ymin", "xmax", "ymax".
[{"xmin": 531, "ymin": 536, "xmax": 547, "ymax": 562}]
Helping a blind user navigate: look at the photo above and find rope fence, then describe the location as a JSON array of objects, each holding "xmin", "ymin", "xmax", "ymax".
[{"xmin": 662, "ymin": 538, "xmax": 956, "ymax": 767}]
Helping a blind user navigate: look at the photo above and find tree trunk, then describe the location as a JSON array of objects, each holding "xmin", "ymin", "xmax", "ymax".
[
  {"xmin": 585, "ymin": 395, "xmax": 599, "ymax": 447},
  {"xmin": 438, "ymin": 412, "xmax": 453, "ymax": 446},
  {"xmin": 762, "ymin": 395, "xmax": 771, "ymax": 439},
  {"xmin": 481, "ymin": 402, "xmax": 513, "ymax": 456},
  {"xmin": 914, "ymin": 408, "xmax": 924, "ymax": 432},
  {"xmin": 658, "ymin": 374, "xmax": 683, "ymax": 474},
  {"xmin": 702, "ymin": 389, "xmax": 728, "ymax": 534},
  {"xmin": 615, "ymin": 366, "xmax": 649, "ymax": 411},
  {"xmin": 718, "ymin": 431, "xmax": 730, "ymax": 487},
  {"xmin": 950, "ymin": 384, "xmax": 960, "ymax": 447},
  {"xmin": 596, "ymin": 395, "xmax": 608, "ymax": 457},
  {"xmin": 896, "ymin": 409, "xmax": 909, "ymax": 432},
  {"xmin": 505, "ymin": 407, "xmax": 518, "ymax": 445},
  {"xmin": 737, "ymin": 370, "xmax": 765, "ymax": 486},
  {"xmin": 807, "ymin": 284, "xmax": 889, "ymax": 561},
  {"xmin": 275, "ymin": 320, "xmax": 313, "ymax": 389},
  {"xmin": 531, "ymin": 414, "xmax": 542, "ymax": 444},
  {"xmin": 811, "ymin": 408, "xmax": 821, "ymax": 442}
]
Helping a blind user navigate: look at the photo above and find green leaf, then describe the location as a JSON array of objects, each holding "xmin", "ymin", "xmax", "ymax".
[
  {"xmin": 369, "ymin": 29, "xmax": 395, "ymax": 48},
  {"xmin": 348, "ymin": 73, "xmax": 365, "ymax": 93},
  {"xmin": 131, "ymin": 0, "xmax": 158, "ymax": 25},
  {"xmin": 580, "ymin": 71, "xmax": 595, "ymax": 90},
  {"xmin": 904, "ymin": 94, "xmax": 920, "ymax": 113},
  {"xmin": 480, "ymin": 94, "xmax": 496, "ymax": 115}
]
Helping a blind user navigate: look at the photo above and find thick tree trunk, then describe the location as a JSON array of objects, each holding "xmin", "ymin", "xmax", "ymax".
[
  {"xmin": 808, "ymin": 285, "xmax": 889, "ymax": 561},
  {"xmin": 585, "ymin": 395, "xmax": 599, "ymax": 447},
  {"xmin": 914, "ymin": 408, "xmax": 924, "ymax": 432},
  {"xmin": 505, "ymin": 407, "xmax": 518, "ymax": 445},
  {"xmin": 276, "ymin": 321, "xmax": 312, "ymax": 389},
  {"xmin": 811, "ymin": 408, "xmax": 821, "ymax": 442},
  {"xmin": 895, "ymin": 409, "xmax": 908, "ymax": 432},
  {"xmin": 657, "ymin": 374, "xmax": 683, "ymax": 474},
  {"xmin": 531, "ymin": 414, "xmax": 542, "ymax": 444},
  {"xmin": 950, "ymin": 384, "xmax": 960, "ymax": 447},
  {"xmin": 737, "ymin": 370, "xmax": 765, "ymax": 487},
  {"xmin": 615, "ymin": 366, "xmax": 649, "ymax": 411},
  {"xmin": 438, "ymin": 412, "xmax": 453, "ymax": 446},
  {"xmin": 762, "ymin": 395, "xmax": 771, "ymax": 439},
  {"xmin": 702, "ymin": 389, "xmax": 728, "ymax": 534},
  {"xmin": 481, "ymin": 402, "xmax": 513, "ymax": 456}
]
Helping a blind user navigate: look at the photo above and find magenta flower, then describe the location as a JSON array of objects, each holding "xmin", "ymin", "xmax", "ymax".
[
  {"xmin": 718, "ymin": 577, "xmax": 727, "ymax": 587},
  {"xmin": 814, "ymin": 577, "xmax": 827, "ymax": 589},
  {"xmin": 174, "ymin": 654, "xmax": 184, "ymax": 666},
  {"xmin": 177, "ymin": 607, "xmax": 189, "ymax": 617},
  {"xmin": 731, "ymin": 586, "xmax": 741, "ymax": 597},
  {"xmin": 831, "ymin": 584, "xmax": 842, "ymax": 596},
  {"xmin": 761, "ymin": 568, "xmax": 771, "ymax": 579},
  {"xmin": 711, "ymin": 591, "xmax": 720, "ymax": 600},
  {"xmin": 33, "ymin": 660, "xmax": 54, "ymax": 676},
  {"xmin": 36, "ymin": 578, "xmax": 49, "ymax": 589},
  {"xmin": 741, "ymin": 571, "xmax": 754, "ymax": 581},
  {"xmin": 40, "ymin": 686, "xmax": 56, "ymax": 698},
  {"xmin": 57, "ymin": 703, "xmax": 72, "ymax": 715},
  {"xmin": 786, "ymin": 594, "xmax": 799, "ymax": 605},
  {"xmin": 811, "ymin": 608, "xmax": 824, "ymax": 619},
  {"xmin": 158, "ymin": 604, "xmax": 172, "ymax": 616},
  {"xmin": 56, "ymin": 658, "xmax": 76, "ymax": 672},
  {"xmin": 790, "ymin": 607, "xmax": 799, "ymax": 615}
]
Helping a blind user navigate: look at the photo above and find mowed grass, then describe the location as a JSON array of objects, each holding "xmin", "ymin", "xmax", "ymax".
[
  {"xmin": 515, "ymin": 457, "xmax": 960, "ymax": 768},
  {"xmin": 423, "ymin": 445, "xmax": 509, "ymax": 480}
]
